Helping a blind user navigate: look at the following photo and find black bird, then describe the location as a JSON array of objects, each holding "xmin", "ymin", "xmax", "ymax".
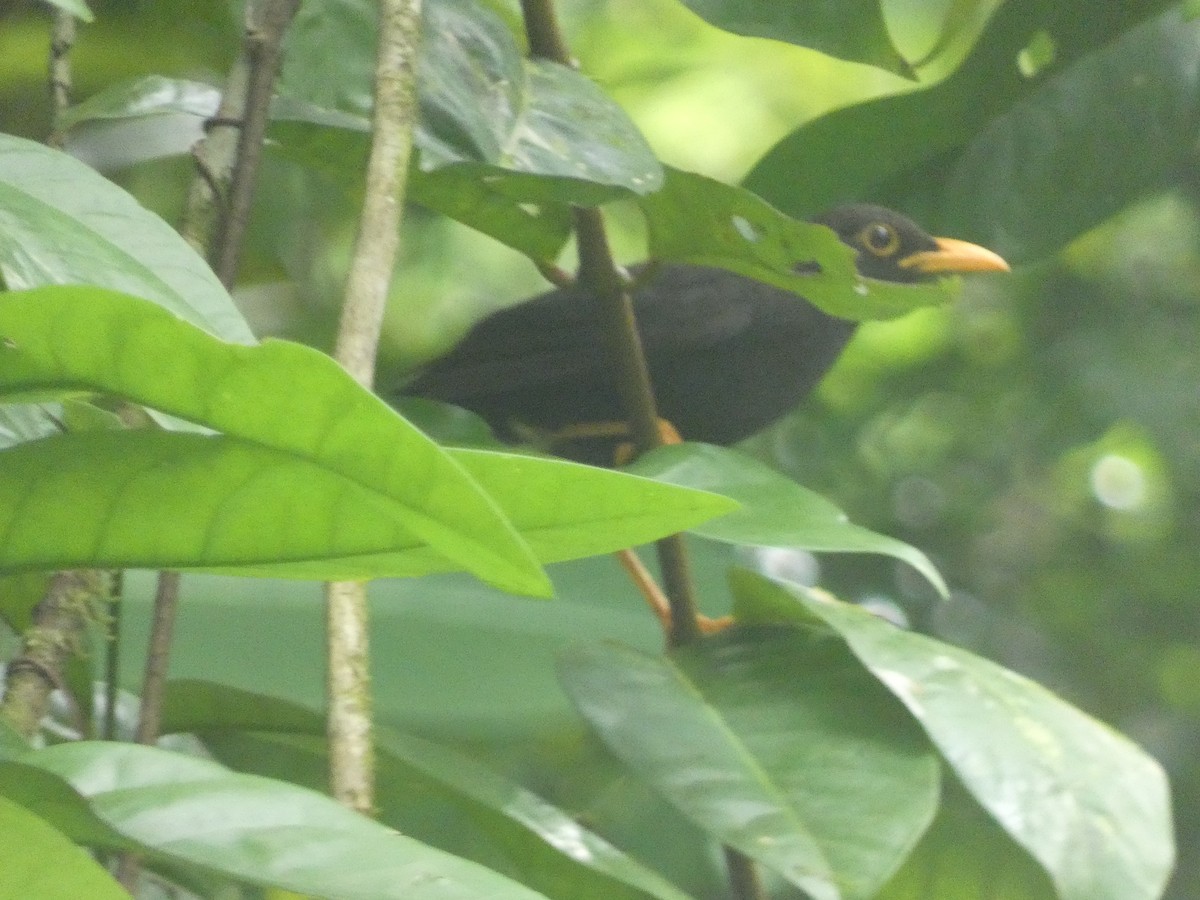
[{"xmin": 403, "ymin": 205, "xmax": 1008, "ymax": 456}]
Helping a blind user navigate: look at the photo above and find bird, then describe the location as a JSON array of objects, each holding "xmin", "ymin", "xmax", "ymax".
[{"xmin": 402, "ymin": 204, "xmax": 1009, "ymax": 459}]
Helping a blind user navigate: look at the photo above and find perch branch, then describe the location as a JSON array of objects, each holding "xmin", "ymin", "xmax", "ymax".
[{"xmin": 326, "ymin": 0, "xmax": 423, "ymax": 814}]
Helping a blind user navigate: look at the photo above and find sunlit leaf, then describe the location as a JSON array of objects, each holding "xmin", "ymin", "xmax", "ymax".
[
  {"xmin": 0, "ymin": 287, "xmax": 732, "ymax": 583},
  {"xmin": 0, "ymin": 134, "xmax": 251, "ymax": 343},
  {"xmin": 0, "ymin": 285, "xmax": 548, "ymax": 594},
  {"xmin": 8, "ymin": 743, "xmax": 550, "ymax": 899},
  {"xmin": 639, "ymin": 169, "xmax": 959, "ymax": 321},
  {"xmin": 732, "ymin": 571, "xmax": 1175, "ymax": 900},
  {"xmin": 629, "ymin": 443, "xmax": 947, "ymax": 596},
  {"xmin": 559, "ymin": 634, "xmax": 939, "ymax": 900}
]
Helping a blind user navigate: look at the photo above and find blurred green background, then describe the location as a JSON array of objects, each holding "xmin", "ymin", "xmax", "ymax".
[{"xmin": 2, "ymin": 0, "xmax": 1196, "ymax": 896}]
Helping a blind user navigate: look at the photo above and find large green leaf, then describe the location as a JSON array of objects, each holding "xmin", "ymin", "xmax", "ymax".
[
  {"xmin": 6, "ymin": 742, "xmax": 550, "ymax": 899},
  {"xmin": 0, "ymin": 134, "xmax": 252, "ymax": 343},
  {"xmin": 0, "ymin": 430, "xmax": 733, "ymax": 579},
  {"xmin": 559, "ymin": 633, "xmax": 940, "ymax": 900},
  {"xmin": 0, "ymin": 796, "xmax": 125, "ymax": 900},
  {"xmin": 629, "ymin": 443, "xmax": 946, "ymax": 597},
  {"xmin": 274, "ymin": 0, "xmax": 657, "ymax": 211},
  {"xmin": 0, "ymin": 287, "xmax": 733, "ymax": 582},
  {"xmin": 0, "ymin": 285, "xmax": 547, "ymax": 594},
  {"xmin": 939, "ymin": 7, "xmax": 1200, "ymax": 260},
  {"xmin": 676, "ymin": 0, "xmax": 912, "ymax": 77},
  {"xmin": 639, "ymin": 169, "xmax": 960, "ymax": 321},
  {"xmin": 162, "ymin": 680, "xmax": 692, "ymax": 900},
  {"xmin": 732, "ymin": 571, "xmax": 1175, "ymax": 900},
  {"xmin": 745, "ymin": 0, "xmax": 1176, "ymax": 256}
]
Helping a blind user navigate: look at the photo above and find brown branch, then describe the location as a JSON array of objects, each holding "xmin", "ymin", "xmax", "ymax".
[
  {"xmin": 326, "ymin": 0, "xmax": 423, "ymax": 815},
  {"xmin": 132, "ymin": 572, "xmax": 180, "ymax": 745},
  {"xmin": 211, "ymin": 0, "xmax": 302, "ymax": 287},
  {"xmin": 518, "ymin": 0, "xmax": 703, "ymax": 647},
  {"xmin": 724, "ymin": 847, "xmax": 768, "ymax": 900},
  {"xmin": 179, "ymin": 0, "xmax": 299, "ymax": 277}
]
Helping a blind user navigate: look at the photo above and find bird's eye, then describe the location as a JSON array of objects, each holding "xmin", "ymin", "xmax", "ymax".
[{"xmin": 858, "ymin": 222, "xmax": 900, "ymax": 257}]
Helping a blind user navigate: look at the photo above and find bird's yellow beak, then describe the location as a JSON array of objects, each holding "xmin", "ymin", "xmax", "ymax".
[{"xmin": 899, "ymin": 236, "xmax": 1010, "ymax": 275}]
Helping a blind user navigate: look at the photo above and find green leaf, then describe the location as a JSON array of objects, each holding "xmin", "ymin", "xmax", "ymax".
[
  {"xmin": 11, "ymin": 742, "xmax": 550, "ymax": 899},
  {"xmin": 417, "ymin": 0, "xmax": 663, "ymax": 196},
  {"xmin": 0, "ymin": 287, "xmax": 732, "ymax": 584},
  {"xmin": 736, "ymin": 572, "xmax": 1175, "ymax": 900},
  {"xmin": 0, "ymin": 432, "xmax": 733, "ymax": 580},
  {"xmin": 0, "ymin": 796, "xmax": 125, "ymax": 900},
  {"xmin": 277, "ymin": 0, "xmax": 662, "ymax": 210},
  {"xmin": 162, "ymin": 681, "xmax": 693, "ymax": 900},
  {"xmin": 940, "ymin": 7, "xmax": 1200, "ymax": 261},
  {"xmin": 629, "ymin": 443, "xmax": 947, "ymax": 597},
  {"xmin": 450, "ymin": 449, "xmax": 738, "ymax": 564},
  {"xmin": 745, "ymin": 0, "xmax": 1176, "ymax": 254},
  {"xmin": 0, "ymin": 134, "xmax": 252, "ymax": 344},
  {"xmin": 559, "ymin": 634, "xmax": 940, "ymax": 900},
  {"xmin": 639, "ymin": 169, "xmax": 959, "ymax": 322},
  {"xmin": 0, "ymin": 285, "xmax": 546, "ymax": 593},
  {"xmin": 676, "ymin": 0, "xmax": 913, "ymax": 77},
  {"xmin": 877, "ymin": 778, "xmax": 1056, "ymax": 899},
  {"xmin": 267, "ymin": 109, "xmax": 574, "ymax": 261}
]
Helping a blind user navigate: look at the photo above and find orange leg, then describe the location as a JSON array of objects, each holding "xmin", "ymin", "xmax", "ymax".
[
  {"xmin": 616, "ymin": 548, "xmax": 733, "ymax": 638},
  {"xmin": 552, "ymin": 419, "xmax": 731, "ymax": 638}
]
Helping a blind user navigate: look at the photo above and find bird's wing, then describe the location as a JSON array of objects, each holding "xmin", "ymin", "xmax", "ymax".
[{"xmin": 404, "ymin": 265, "xmax": 794, "ymax": 401}]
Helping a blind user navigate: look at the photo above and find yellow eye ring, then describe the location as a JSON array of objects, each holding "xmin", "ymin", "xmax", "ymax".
[{"xmin": 858, "ymin": 222, "xmax": 900, "ymax": 257}]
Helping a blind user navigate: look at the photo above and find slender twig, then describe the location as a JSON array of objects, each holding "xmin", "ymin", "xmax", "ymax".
[
  {"xmin": 211, "ymin": 0, "xmax": 302, "ymax": 286},
  {"xmin": 179, "ymin": 0, "xmax": 300, "ymax": 265},
  {"xmin": 518, "ymin": 0, "xmax": 703, "ymax": 647},
  {"xmin": 132, "ymin": 572, "xmax": 180, "ymax": 745},
  {"xmin": 325, "ymin": 0, "xmax": 423, "ymax": 815}
]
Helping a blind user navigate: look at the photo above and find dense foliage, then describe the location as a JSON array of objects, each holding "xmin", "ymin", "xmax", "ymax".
[{"xmin": 0, "ymin": 1, "xmax": 1194, "ymax": 898}]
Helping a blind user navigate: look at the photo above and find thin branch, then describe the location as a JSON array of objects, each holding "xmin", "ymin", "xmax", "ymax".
[
  {"xmin": 179, "ymin": 0, "xmax": 300, "ymax": 275},
  {"xmin": 326, "ymin": 0, "xmax": 423, "ymax": 814},
  {"xmin": 211, "ymin": 0, "xmax": 302, "ymax": 286},
  {"xmin": 518, "ymin": 0, "xmax": 703, "ymax": 647},
  {"xmin": 132, "ymin": 572, "xmax": 180, "ymax": 745}
]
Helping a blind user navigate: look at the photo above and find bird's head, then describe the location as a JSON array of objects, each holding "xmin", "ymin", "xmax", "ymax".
[{"xmin": 815, "ymin": 204, "xmax": 1009, "ymax": 283}]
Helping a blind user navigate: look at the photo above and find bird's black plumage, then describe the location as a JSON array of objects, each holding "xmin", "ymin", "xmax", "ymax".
[{"xmin": 403, "ymin": 205, "xmax": 1007, "ymax": 451}]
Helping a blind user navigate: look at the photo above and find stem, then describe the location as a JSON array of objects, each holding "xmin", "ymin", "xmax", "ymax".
[
  {"xmin": 0, "ymin": 571, "xmax": 103, "ymax": 740},
  {"xmin": 211, "ymin": 0, "xmax": 302, "ymax": 286},
  {"xmin": 46, "ymin": 7, "xmax": 75, "ymax": 147},
  {"xmin": 326, "ymin": 0, "xmax": 423, "ymax": 814},
  {"xmin": 132, "ymin": 572, "xmax": 180, "ymax": 745},
  {"xmin": 519, "ymin": 0, "xmax": 702, "ymax": 647},
  {"xmin": 179, "ymin": 0, "xmax": 300, "ymax": 270}
]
